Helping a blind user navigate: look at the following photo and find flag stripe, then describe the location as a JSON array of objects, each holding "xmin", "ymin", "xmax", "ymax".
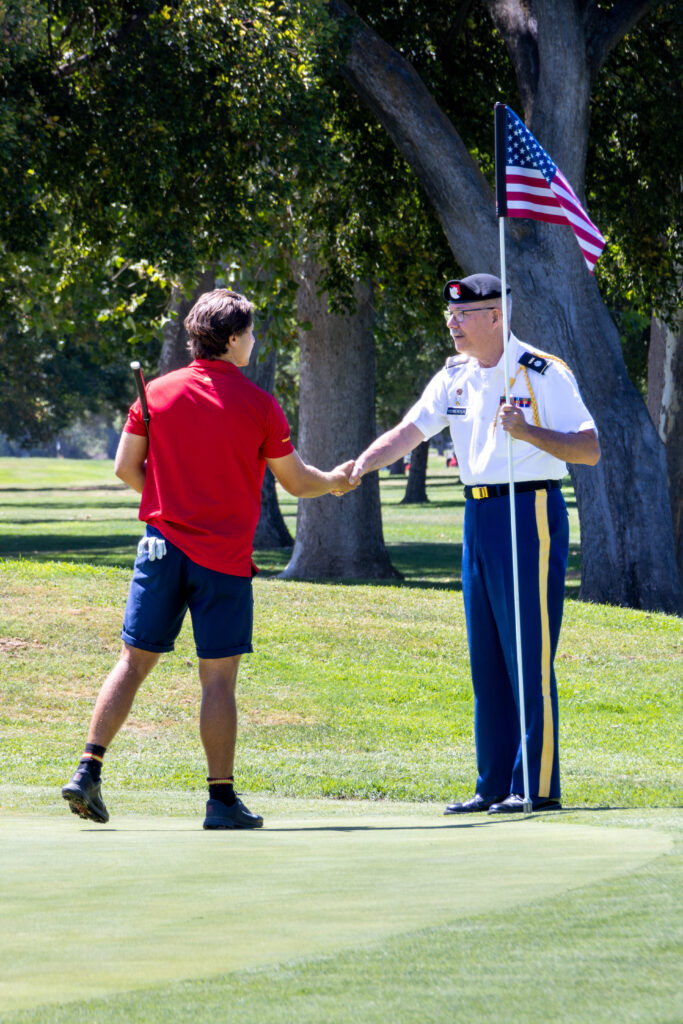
[
  {"xmin": 551, "ymin": 171, "xmax": 606, "ymax": 240},
  {"xmin": 499, "ymin": 106, "xmax": 606, "ymax": 273},
  {"xmin": 506, "ymin": 170, "xmax": 604, "ymax": 241},
  {"xmin": 508, "ymin": 207, "xmax": 571, "ymax": 225},
  {"xmin": 549, "ymin": 191, "xmax": 606, "ymax": 243}
]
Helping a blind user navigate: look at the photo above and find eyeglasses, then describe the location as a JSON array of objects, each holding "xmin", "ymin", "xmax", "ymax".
[{"xmin": 444, "ymin": 306, "xmax": 499, "ymax": 323}]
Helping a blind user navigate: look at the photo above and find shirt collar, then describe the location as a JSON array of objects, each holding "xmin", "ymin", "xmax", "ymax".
[{"xmin": 191, "ymin": 358, "xmax": 242, "ymax": 377}]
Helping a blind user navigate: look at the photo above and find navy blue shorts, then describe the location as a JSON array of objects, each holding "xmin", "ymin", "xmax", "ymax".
[{"xmin": 121, "ymin": 526, "xmax": 253, "ymax": 659}]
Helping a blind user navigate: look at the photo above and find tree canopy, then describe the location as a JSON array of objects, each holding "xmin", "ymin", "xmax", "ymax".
[
  {"xmin": 1, "ymin": 2, "xmax": 679, "ymax": 443},
  {"xmin": 0, "ymin": 0, "xmax": 337, "ymax": 441}
]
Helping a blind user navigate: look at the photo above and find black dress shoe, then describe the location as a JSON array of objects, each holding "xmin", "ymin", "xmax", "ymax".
[
  {"xmin": 487, "ymin": 794, "xmax": 562, "ymax": 814},
  {"xmin": 444, "ymin": 793, "xmax": 507, "ymax": 815}
]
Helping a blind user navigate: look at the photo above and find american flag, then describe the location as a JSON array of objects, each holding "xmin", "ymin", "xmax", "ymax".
[{"xmin": 496, "ymin": 105, "xmax": 606, "ymax": 274}]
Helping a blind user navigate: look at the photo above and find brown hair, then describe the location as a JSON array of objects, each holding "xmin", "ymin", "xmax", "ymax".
[{"xmin": 184, "ymin": 289, "xmax": 254, "ymax": 360}]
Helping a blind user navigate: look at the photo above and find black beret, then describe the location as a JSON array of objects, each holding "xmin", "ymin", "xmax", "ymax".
[{"xmin": 443, "ymin": 273, "xmax": 511, "ymax": 304}]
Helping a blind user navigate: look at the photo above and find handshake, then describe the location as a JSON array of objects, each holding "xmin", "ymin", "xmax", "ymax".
[{"xmin": 329, "ymin": 459, "xmax": 365, "ymax": 497}]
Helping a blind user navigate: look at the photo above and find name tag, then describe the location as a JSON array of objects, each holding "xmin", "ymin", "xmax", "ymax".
[{"xmin": 447, "ymin": 407, "xmax": 467, "ymax": 416}]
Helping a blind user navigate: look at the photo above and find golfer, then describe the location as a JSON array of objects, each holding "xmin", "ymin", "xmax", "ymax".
[
  {"xmin": 62, "ymin": 288, "xmax": 358, "ymax": 830},
  {"xmin": 349, "ymin": 274, "xmax": 600, "ymax": 813}
]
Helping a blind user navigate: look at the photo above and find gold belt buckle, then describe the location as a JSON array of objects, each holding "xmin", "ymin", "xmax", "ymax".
[{"xmin": 472, "ymin": 486, "xmax": 488, "ymax": 499}]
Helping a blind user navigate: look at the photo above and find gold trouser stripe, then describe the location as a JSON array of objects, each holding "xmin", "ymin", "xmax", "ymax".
[{"xmin": 535, "ymin": 490, "xmax": 553, "ymax": 796}]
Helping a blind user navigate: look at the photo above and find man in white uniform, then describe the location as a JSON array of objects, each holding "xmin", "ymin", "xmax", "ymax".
[{"xmin": 350, "ymin": 274, "xmax": 600, "ymax": 813}]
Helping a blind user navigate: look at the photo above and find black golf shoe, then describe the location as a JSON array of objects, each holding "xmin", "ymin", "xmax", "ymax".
[
  {"xmin": 62, "ymin": 768, "xmax": 109, "ymax": 824},
  {"xmin": 203, "ymin": 796, "xmax": 263, "ymax": 830}
]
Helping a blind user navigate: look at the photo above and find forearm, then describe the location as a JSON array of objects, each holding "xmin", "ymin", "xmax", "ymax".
[
  {"xmin": 267, "ymin": 451, "xmax": 356, "ymax": 497},
  {"xmin": 114, "ymin": 430, "xmax": 148, "ymax": 493},
  {"xmin": 115, "ymin": 462, "xmax": 146, "ymax": 494},
  {"xmin": 290, "ymin": 464, "xmax": 340, "ymax": 498},
  {"xmin": 354, "ymin": 422, "xmax": 425, "ymax": 477},
  {"xmin": 516, "ymin": 425, "xmax": 601, "ymax": 466}
]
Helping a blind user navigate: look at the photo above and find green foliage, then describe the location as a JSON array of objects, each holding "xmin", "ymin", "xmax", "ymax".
[
  {"xmin": 0, "ymin": 1, "xmax": 336, "ymax": 268},
  {"xmin": 0, "ymin": 0, "xmax": 340, "ymax": 442},
  {"xmin": 0, "ymin": 231, "xmax": 167, "ymax": 443},
  {"xmin": 1, "ymin": 0, "xmax": 679, "ymax": 442},
  {"xmin": 591, "ymin": 4, "xmax": 682, "ymax": 324},
  {"xmin": 327, "ymin": 1, "xmax": 681, "ymax": 404},
  {"xmin": 601, "ymin": 296, "xmax": 651, "ymax": 395}
]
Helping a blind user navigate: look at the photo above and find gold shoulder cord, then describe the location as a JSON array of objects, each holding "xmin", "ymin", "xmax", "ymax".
[
  {"xmin": 521, "ymin": 366, "xmax": 541, "ymax": 426},
  {"xmin": 531, "ymin": 348, "xmax": 571, "ymax": 372}
]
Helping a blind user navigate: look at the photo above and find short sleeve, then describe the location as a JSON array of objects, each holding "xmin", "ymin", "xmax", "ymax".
[
  {"xmin": 124, "ymin": 398, "xmax": 147, "ymax": 437},
  {"xmin": 404, "ymin": 371, "xmax": 450, "ymax": 440},
  {"xmin": 260, "ymin": 397, "xmax": 295, "ymax": 459},
  {"xmin": 544, "ymin": 364, "xmax": 596, "ymax": 434}
]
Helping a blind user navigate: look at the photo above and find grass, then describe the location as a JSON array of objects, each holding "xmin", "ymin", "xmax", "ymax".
[
  {"xmin": 1, "ymin": 557, "xmax": 680, "ymax": 808},
  {"xmin": 0, "ymin": 456, "xmax": 681, "ymax": 1023},
  {"xmin": 0, "ymin": 455, "xmax": 584, "ymax": 588},
  {"xmin": 0, "ymin": 807, "xmax": 679, "ymax": 1023}
]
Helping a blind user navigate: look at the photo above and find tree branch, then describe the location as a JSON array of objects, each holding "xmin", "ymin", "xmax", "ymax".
[
  {"xmin": 585, "ymin": 0, "xmax": 656, "ymax": 76},
  {"xmin": 56, "ymin": 8, "xmax": 150, "ymax": 78},
  {"xmin": 328, "ymin": 1, "xmax": 501, "ymax": 267},
  {"xmin": 437, "ymin": 0, "xmax": 477, "ymax": 64},
  {"xmin": 483, "ymin": 0, "xmax": 539, "ymax": 120}
]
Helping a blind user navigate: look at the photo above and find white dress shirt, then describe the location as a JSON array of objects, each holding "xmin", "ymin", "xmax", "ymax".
[{"xmin": 405, "ymin": 334, "xmax": 596, "ymax": 485}]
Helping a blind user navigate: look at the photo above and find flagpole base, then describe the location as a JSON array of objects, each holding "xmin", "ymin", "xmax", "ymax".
[{"xmin": 523, "ymin": 800, "xmax": 533, "ymax": 816}]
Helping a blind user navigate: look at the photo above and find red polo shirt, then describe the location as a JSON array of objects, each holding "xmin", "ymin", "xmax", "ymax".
[{"xmin": 124, "ymin": 359, "xmax": 294, "ymax": 576}]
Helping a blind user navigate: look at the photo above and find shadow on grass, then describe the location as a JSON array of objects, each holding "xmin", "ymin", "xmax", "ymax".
[
  {"xmin": 0, "ymin": 484, "xmax": 126, "ymax": 492},
  {"xmin": 1, "ymin": 502, "xmax": 138, "ymax": 513},
  {"xmin": 265, "ymin": 821, "xmax": 482, "ymax": 832},
  {"xmin": 0, "ymin": 532, "xmax": 141, "ymax": 554},
  {"xmin": 1, "ymin": 537, "xmax": 581, "ymax": 598},
  {"xmin": 76, "ymin": 810, "xmax": 657, "ymax": 835},
  {"xmin": 79, "ymin": 822, "xmax": 485, "ymax": 833},
  {"xmin": 2, "ymin": 512, "xmax": 138, "ymax": 523},
  {"xmin": 255, "ymin": 541, "xmax": 582, "ymax": 598},
  {"xmin": 252, "ymin": 542, "xmax": 464, "ymax": 592},
  {"xmin": 0, "ymin": 533, "xmax": 140, "ymax": 571}
]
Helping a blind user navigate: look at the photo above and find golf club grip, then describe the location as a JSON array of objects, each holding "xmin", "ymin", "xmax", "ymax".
[{"xmin": 130, "ymin": 362, "xmax": 151, "ymax": 439}]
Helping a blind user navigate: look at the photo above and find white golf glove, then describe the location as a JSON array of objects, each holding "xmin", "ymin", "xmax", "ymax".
[{"xmin": 137, "ymin": 535, "xmax": 167, "ymax": 561}]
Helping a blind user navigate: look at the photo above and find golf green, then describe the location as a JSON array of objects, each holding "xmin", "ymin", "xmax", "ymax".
[{"xmin": 0, "ymin": 805, "xmax": 671, "ymax": 1014}]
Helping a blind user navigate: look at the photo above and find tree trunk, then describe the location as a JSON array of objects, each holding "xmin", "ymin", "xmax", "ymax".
[
  {"xmin": 158, "ymin": 269, "xmax": 215, "ymax": 375},
  {"xmin": 331, "ymin": 0, "xmax": 681, "ymax": 612},
  {"xmin": 401, "ymin": 439, "xmax": 430, "ymax": 504},
  {"xmin": 281, "ymin": 267, "xmax": 398, "ymax": 579},
  {"xmin": 242, "ymin": 337, "xmax": 293, "ymax": 549},
  {"xmin": 648, "ymin": 314, "xmax": 683, "ymax": 586}
]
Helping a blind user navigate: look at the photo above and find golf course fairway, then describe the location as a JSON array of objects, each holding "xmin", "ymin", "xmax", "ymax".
[{"xmin": 0, "ymin": 802, "xmax": 671, "ymax": 1015}]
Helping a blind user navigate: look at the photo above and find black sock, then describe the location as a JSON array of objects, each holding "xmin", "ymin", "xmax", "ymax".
[
  {"xmin": 78, "ymin": 743, "xmax": 107, "ymax": 782},
  {"xmin": 208, "ymin": 777, "xmax": 236, "ymax": 806}
]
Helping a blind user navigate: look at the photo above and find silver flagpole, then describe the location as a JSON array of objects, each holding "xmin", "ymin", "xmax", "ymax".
[{"xmin": 498, "ymin": 217, "xmax": 532, "ymax": 816}]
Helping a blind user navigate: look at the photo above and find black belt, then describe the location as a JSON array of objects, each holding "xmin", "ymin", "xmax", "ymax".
[{"xmin": 464, "ymin": 479, "xmax": 562, "ymax": 500}]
